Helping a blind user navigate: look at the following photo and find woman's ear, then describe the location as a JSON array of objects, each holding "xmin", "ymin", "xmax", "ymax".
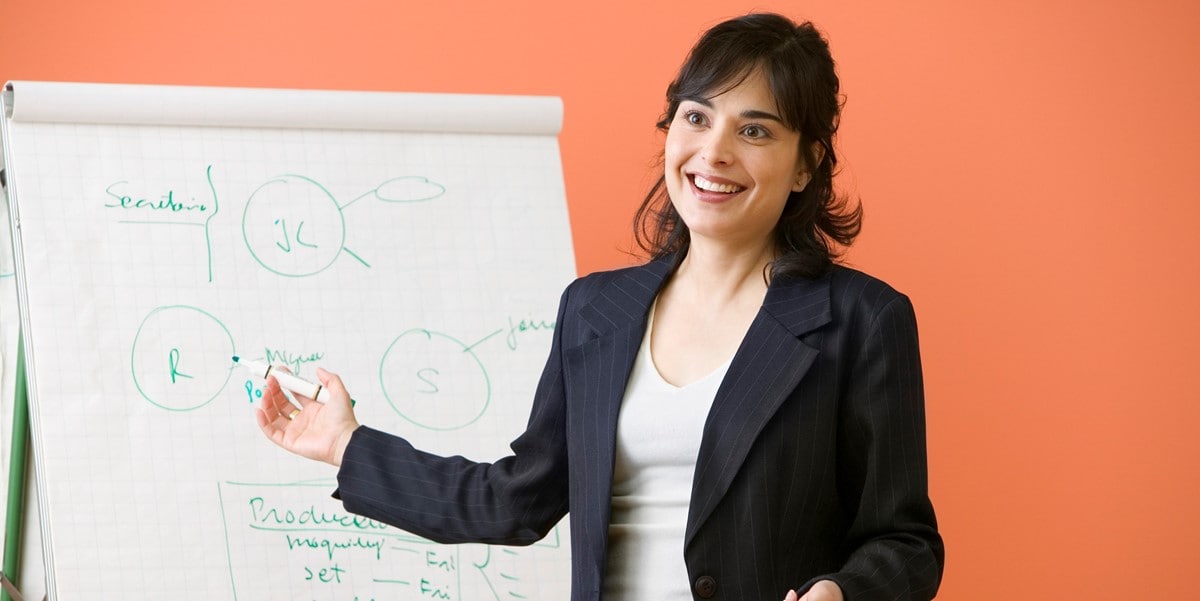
[
  {"xmin": 793, "ymin": 172, "xmax": 813, "ymax": 192},
  {"xmin": 810, "ymin": 140, "xmax": 826, "ymax": 169},
  {"xmin": 793, "ymin": 141, "xmax": 826, "ymax": 192}
]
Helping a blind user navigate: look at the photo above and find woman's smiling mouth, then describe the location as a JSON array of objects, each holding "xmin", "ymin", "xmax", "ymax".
[{"xmin": 691, "ymin": 174, "xmax": 746, "ymax": 194}]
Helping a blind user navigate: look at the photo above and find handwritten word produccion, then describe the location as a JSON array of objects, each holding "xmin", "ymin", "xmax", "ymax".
[{"xmin": 248, "ymin": 497, "xmax": 390, "ymax": 532}]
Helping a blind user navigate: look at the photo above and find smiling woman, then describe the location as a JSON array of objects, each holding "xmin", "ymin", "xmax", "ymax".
[
  {"xmin": 256, "ymin": 12, "xmax": 943, "ymax": 601},
  {"xmin": 663, "ymin": 68, "xmax": 807, "ymax": 256},
  {"xmin": 636, "ymin": 14, "xmax": 859, "ymax": 282}
]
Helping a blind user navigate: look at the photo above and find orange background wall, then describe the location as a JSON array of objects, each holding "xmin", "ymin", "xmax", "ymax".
[{"xmin": 3, "ymin": 0, "xmax": 1198, "ymax": 598}]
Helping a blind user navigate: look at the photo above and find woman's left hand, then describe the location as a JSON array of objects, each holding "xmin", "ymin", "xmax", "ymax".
[{"xmin": 783, "ymin": 580, "xmax": 844, "ymax": 601}]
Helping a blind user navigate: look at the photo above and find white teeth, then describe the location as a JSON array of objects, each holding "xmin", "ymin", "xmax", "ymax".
[{"xmin": 693, "ymin": 174, "xmax": 744, "ymax": 194}]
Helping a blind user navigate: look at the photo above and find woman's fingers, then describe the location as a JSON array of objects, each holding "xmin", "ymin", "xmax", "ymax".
[
  {"xmin": 261, "ymin": 378, "xmax": 299, "ymax": 421},
  {"xmin": 255, "ymin": 401, "xmax": 288, "ymax": 447},
  {"xmin": 267, "ymin": 365, "xmax": 320, "ymax": 409},
  {"xmin": 259, "ymin": 374, "xmax": 285, "ymax": 414},
  {"xmin": 256, "ymin": 374, "xmax": 300, "ymax": 446},
  {"xmin": 316, "ymin": 367, "xmax": 352, "ymax": 408}
]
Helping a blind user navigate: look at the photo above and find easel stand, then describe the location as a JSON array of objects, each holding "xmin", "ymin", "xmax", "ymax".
[{"xmin": 2, "ymin": 331, "xmax": 29, "ymax": 601}]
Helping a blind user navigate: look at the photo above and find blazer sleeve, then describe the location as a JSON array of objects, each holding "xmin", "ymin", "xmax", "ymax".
[
  {"xmin": 331, "ymin": 284, "xmax": 576, "ymax": 546},
  {"xmin": 803, "ymin": 294, "xmax": 945, "ymax": 600}
]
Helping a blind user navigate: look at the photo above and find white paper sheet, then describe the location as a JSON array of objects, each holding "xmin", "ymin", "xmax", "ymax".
[{"xmin": 2, "ymin": 81, "xmax": 574, "ymax": 600}]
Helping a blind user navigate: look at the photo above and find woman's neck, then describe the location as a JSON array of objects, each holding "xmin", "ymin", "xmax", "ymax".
[{"xmin": 669, "ymin": 237, "xmax": 775, "ymax": 307}]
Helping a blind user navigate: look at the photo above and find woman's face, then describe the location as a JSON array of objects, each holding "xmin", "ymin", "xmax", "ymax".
[{"xmin": 664, "ymin": 68, "xmax": 808, "ymax": 251}]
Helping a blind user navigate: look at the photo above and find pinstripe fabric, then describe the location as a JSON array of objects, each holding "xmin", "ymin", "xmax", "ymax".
[{"xmin": 335, "ymin": 258, "xmax": 943, "ymax": 600}]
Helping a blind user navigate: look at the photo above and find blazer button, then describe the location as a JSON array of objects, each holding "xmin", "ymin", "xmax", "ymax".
[{"xmin": 694, "ymin": 575, "xmax": 717, "ymax": 598}]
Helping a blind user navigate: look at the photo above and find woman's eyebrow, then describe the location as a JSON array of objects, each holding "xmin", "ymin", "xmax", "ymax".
[
  {"xmin": 679, "ymin": 95, "xmax": 714, "ymax": 107},
  {"xmin": 679, "ymin": 97, "xmax": 785, "ymax": 124},
  {"xmin": 740, "ymin": 109, "xmax": 785, "ymax": 124}
]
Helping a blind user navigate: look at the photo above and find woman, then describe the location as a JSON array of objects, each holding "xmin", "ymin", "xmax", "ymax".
[{"xmin": 257, "ymin": 13, "xmax": 944, "ymax": 601}]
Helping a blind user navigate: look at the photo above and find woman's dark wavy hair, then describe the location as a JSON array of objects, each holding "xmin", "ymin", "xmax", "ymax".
[{"xmin": 633, "ymin": 13, "xmax": 861, "ymax": 280}]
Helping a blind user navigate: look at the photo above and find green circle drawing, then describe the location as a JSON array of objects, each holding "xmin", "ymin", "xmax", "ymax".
[
  {"xmin": 372, "ymin": 176, "xmax": 446, "ymax": 203},
  {"xmin": 131, "ymin": 305, "xmax": 235, "ymax": 411},
  {"xmin": 242, "ymin": 174, "xmax": 347, "ymax": 277},
  {"xmin": 379, "ymin": 329, "xmax": 491, "ymax": 431}
]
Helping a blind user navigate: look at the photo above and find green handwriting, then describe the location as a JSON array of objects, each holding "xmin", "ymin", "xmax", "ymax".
[
  {"xmin": 105, "ymin": 181, "xmax": 209, "ymax": 213},
  {"xmin": 168, "ymin": 347, "xmax": 193, "ymax": 383},
  {"xmin": 248, "ymin": 497, "xmax": 389, "ymax": 531},
  {"xmin": 264, "ymin": 348, "xmax": 325, "ymax": 374},
  {"xmin": 420, "ymin": 579, "xmax": 453, "ymax": 600},
  {"xmin": 425, "ymin": 550, "xmax": 456, "ymax": 572},
  {"xmin": 505, "ymin": 316, "xmax": 556, "ymax": 351},
  {"xmin": 303, "ymin": 563, "xmax": 346, "ymax": 584},
  {"xmin": 415, "ymin": 368, "xmax": 440, "ymax": 393},
  {"xmin": 286, "ymin": 534, "xmax": 385, "ymax": 561}
]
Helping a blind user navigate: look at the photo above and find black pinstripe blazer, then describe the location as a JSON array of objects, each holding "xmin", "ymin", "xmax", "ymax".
[{"xmin": 336, "ymin": 258, "xmax": 944, "ymax": 600}]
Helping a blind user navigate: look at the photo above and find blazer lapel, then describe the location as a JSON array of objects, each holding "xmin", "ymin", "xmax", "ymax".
[
  {"xmin": 575, "ymin": 259, "xmax": 673, "ymax": 336},
  {"xmin": 566, "ymin": 258, "xmax": 674, "ymax": 568},
  {"xmin": 685, "ymin": 273, "xmax": 833, "ymax": 546}
]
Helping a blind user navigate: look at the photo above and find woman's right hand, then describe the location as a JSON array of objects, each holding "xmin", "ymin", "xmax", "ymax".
[{"xmin": 255, "ymin": 367, "xmax": 360, "ymax": 466}]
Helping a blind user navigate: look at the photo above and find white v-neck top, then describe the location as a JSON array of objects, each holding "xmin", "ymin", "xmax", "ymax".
[{"xmin": 602, "ymin": 304, "xmax": 733, "ymax": 600}]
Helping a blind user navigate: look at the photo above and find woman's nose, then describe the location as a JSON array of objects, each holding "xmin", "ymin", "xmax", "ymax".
[{"xmin": 699, "ymin": 127, "xmax": 736, "ymax": 166}]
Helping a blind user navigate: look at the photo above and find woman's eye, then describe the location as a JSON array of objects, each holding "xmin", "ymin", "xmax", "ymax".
[
  {"xmin": 683, "ymin": 111, "xmax": 706, "ymax": 126},
  {"xmin": 743, "ymin": 125, "xmax": 767, "ymax": 138}
]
